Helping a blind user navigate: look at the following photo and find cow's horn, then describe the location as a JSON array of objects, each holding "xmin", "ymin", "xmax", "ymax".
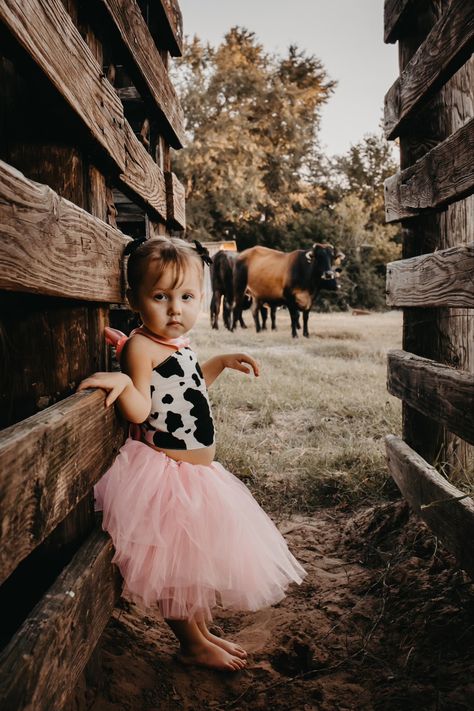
[{"xmin": 305, "ymin": 250, "xmax": 313, "ymax": 262}]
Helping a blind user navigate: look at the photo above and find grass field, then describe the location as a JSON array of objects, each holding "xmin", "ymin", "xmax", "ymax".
[{"xmin": 192, "ymin": 309, "xmax": 404, "ymax": 516}]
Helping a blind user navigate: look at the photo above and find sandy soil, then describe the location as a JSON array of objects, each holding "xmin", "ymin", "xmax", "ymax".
[{"xmin": 86, "ymin": 502, "xmax": 474, "ymax": 711}]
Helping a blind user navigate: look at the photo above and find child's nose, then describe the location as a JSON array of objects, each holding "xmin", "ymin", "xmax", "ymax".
[{"xmin": 168, "ymin": 298, "xmax": 181, "ymax": 314}]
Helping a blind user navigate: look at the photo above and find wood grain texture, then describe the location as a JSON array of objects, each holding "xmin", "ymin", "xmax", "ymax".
[
  {"xmin": 1, "ymin": 0, "xmax": 169, "ymax": 218},
  {"xmin": 387, "ymin": 350, "xmax": 474, "ymax": 445},
  {"xmin": 384, "ymin": 117, "xmax": 474, "ymax": 222},
  {"xmin": 0, "ymin": 528, "xmax": 122, "ymax": 711},
  {"xmin": 0, "ymin": 389, "xmax": 126, "ymax": 586},
  {"xmin": 384, "ymin": 0, "xmax": 413, "ymax": 43},
  {"xmin": 165, "ymin": 170, "xmax": 186, "ymax": 229},
  {"xmin": 155, "ymin": 0, "xmax": 183, "ymax": 55},
  {"xmin": 121, "ymin": 120, "xmax": 168, "ymax": 218},
  {"xmin": 0, "ymin": 0, "xmax": 125, "ymax": 166},
  {"xmin": 0, "ymin": 160, "xmax": 129, "ymax": 302},
  {"xmin": 386, "ymin": 242, "xmax": 474, "ymax": 307},
  {"xmin": 384, "ymin": 0, "xmax": 474, "ymax": 137},
  {"xmin": 385, "ymin": 435, "xmax": 474, "ymax": 578},
  {"xmin": 98, "ymin": 0, "xmax": 184, "ymax": 147}
]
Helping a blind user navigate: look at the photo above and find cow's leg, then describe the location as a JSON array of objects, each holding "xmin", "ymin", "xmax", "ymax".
[
  {"xmin": 239, "ymin": 315, "xmax": 247, "ymax": 328},
  {"xmin": 302, "ymin": 309, "xmax": 310, "ymax": 337},
  {"xmin": 270, "ymin": 305, "xmax": 277, "ymax": 331},
  {"xmin": 210, "ymin": 292, "xmax": 220, "ymax": 329},
  {"xmin": 252, "ymin": 299, "xmax": 262, "ymax": 332},
  {"xmin": 260, "ymin": 305, "xmax": 268, "ymax": 330},
  {"xmin": 288, "ymin": 305, "xmax": 299, "ymax": 338},
  {"xmin": 232, "ymin": 260, "xmax": 248, "ymax": 331},
  {"xmin": 223, "ymin": 298, "xmax": 233, "ymax": 330}
]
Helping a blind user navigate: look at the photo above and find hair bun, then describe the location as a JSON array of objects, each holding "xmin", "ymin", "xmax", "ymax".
[{"xmin": 123, "ymin": 237, "xmax": 147, "ymax": 256}]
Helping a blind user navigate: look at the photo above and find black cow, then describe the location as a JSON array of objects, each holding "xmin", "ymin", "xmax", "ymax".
[
  {"xmin": 232, "ymin": 243, "xmax": 343, "ymax": 338},
  {"xmin": 210, "ymin": 250, "xmax": 250, "ymax": 330}
]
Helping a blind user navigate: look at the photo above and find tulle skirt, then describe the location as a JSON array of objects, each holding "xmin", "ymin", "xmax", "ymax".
[{"xmin": 95, "ymin": 438, "xmax": 306, "ymax": 621}]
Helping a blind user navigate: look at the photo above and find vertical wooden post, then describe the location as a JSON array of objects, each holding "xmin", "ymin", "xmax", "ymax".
[{"xmin": 399, "ymin": 2, "xmax": 474, "ymax": 474}]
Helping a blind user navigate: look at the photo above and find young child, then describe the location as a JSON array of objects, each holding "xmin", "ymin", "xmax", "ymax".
[{"xmin": 78, "ymin": 237, "xmax": 306, "ymax": 672}]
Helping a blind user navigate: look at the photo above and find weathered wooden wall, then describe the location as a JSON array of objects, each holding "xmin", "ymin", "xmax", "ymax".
[
  {"xmin": 0, "ymin": 0, "xmax": 185, "ymax": 708},
  {"xmin": 384, "ymin": 0, "xmax": 474, "ymax": 577}
]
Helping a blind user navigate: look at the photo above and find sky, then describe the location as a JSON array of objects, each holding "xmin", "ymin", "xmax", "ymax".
[{"xmin": 177, "ymin": 0, "xmax": 399, "ymax": 158}]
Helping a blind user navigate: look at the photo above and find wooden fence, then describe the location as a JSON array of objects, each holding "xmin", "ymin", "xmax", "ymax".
[
  {"xmin": 0, "ymin": 1, "xmax": 185, "ymax": 708},
  {"xmin": 383, "ymin": 0, "xmax": 474, "ymax": 576}
]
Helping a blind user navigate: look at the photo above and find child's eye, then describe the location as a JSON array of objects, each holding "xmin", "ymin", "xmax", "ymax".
[
  {"xmin": 154, "ymin": 293, "xmax": 167, "ymax": 301},
  {"xmin": 182, "ymin": 293, "xmax": 194, "ymax": 301}
]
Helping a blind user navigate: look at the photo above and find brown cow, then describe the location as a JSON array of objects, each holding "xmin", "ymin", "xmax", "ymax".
[{"xmin": 232, "ymin": 244, "xmax": 343, "ymax": 337}]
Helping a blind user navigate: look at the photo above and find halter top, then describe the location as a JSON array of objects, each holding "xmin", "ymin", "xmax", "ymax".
[{"xmin": 106, "ymin": 326, "xmax": 215, "ymax": 450}]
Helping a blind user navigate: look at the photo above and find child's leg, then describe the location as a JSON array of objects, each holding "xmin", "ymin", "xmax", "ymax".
[
  {"xmin": 195, "ymin": 613, "xmax": 247, "ymax": 659},
  {"xmin": 165, "ymin": 617, "xmax": 247, "ymax": 671}
]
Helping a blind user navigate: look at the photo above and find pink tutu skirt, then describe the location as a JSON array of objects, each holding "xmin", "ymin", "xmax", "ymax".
[{"xmin": 95, "ymin": 438, "xmax": 306, "ymax": 620}]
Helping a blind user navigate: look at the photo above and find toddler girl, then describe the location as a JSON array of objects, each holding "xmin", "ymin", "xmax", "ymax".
[{"xmin": 78, "ymin": 237, "xmax": 306, "ymax": 672}]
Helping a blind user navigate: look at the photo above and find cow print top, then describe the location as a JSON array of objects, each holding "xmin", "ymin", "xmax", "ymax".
[{"xmin": 138, "ymin": 346, "xmax": 215, "ymax": 450}]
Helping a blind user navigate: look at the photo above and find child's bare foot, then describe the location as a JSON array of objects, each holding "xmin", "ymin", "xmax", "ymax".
[
  {"xmin": 177, "ymin": 639, "xmax": 247, "ymax": 671},
  {"xmin": 201, "ymin": 629, "xmax": 247, "ymax": 659}
]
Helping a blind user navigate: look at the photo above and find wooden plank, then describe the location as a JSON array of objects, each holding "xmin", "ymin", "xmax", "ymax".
[
  {"xmin": 384, "ymin": 0, "xmax": 474, "ymax": 138},
  {"xmin": 155, "ymin": 0, "xmax": 183, "ymax": 56},
  {"xmin": 386, "ymin": 242, "xmax": 474, "ymax": 308},
  {"xmin": 0, "ymin": 527, "xmax": 122, "ymax": 711},
  {"xmin": 0, "ymin": 0, "xmax": 125, "ymax": 166},
  {"xmin": 0, "ymin": 0, "xmax": 169, "ymax": 219},
  {"xmin": 0, "ymin": 389, "xmax": 126, "ymax": 586},
  {"xmin": 0, "ymin": 159, "xmax": 130, "ymax": 301},
  {"xmin": 384, "ymin": 118, "xmax": 474, "ymax": 222},
  {"xmin": 165, "ymin": 170, "xmax": 186, "ymax": 229},
  {"xmin": 384, "ymin": 0, "xmax": 413, "ymax": 44},
  {"xmin": 98, "ymin": 0, "xmax": 184, "ymax": 147},
  {"xmin": 121, "ymin": 120, "xmax": 168, "ymax": 218},
  {"xmin": 387, "ymin": 350, "xmax": 474, "ymax": 446},
  {"xmin": 385, "ymin": 435, "xmax": 474, "ymax": 578}
]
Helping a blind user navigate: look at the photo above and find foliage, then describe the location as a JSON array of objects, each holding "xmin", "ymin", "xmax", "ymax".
[
  {"xmin": 172, "ymin": 28, "xmax": 335, "ymax": 238},
  {"xmin": 172, "ymin": 30, "xmax": 401, "ymax": 309}
]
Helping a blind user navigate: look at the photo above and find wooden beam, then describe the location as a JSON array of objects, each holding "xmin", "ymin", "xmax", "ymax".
[
  {"xmin": 384, "ymin": 0, "xmax": 474, "ymax": 138},
  {"xmin": 384, "ymin": 118, "xmax": 474, "ymax": 222},
  {"xmin": 155, "ymin": 0, "xmax": 183, "ymax": 56},
  {"xmin": 386, "ymin": 242, "xmax": 474, "ymax": 308},
  {"xmin": 387, "ymin": 350, "xmax": 474, "ymax": 446},
  {"xmin": 385, "ymin": 435, "xmax": 474, "ymax": 578},
  {"xmin": 0, "ymin": 160, "xmax": 130, "ymax": 301},
  {"xmin": 165, "ymin": 171, "xmax": 186, "ymax": 229},
  {"xmin": 121, "ymin": 120, "xmax": 168, "ymax": 218},
  {"xmin": 97, "ymin": 0, "xmax": 184, "ymax": 147},
  {"xmin": 384, "ymin": 0, "xmax": 413, "ymax": 44},
  {"xmin": 0, "ymin": 389, "xmax": 126, "ymax": 586},
  {"xmin": 0, "ymin": 0, "xmax": 169, "ymax": 219},
  {"xmin": 0, "ymin": 528, "xmax": 122, "ymax": 711}
]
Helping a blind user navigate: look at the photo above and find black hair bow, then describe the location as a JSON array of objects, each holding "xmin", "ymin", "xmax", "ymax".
[
  {"xmin": 193, "ymin": 240, "xmax": 213, "ymax": 266},
  {"xmin": 123, "ymin": 237, "xmax": 147, "ymax": 256}
]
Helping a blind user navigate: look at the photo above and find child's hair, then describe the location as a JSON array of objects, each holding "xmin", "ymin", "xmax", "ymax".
[{"xmin": 126, "ymin": 237, "xmax": 205, "ymax": 294}]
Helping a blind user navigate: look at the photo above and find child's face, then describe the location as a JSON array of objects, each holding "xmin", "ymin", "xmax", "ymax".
[{"xmin": 130, "ymin": 259, "xmax": 203, "ymax": 338}]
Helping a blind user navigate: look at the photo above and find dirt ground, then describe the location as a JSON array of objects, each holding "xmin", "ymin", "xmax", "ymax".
[{"xmin": 86, "ymin": 501, "xmax": 474, "ymax": 711}]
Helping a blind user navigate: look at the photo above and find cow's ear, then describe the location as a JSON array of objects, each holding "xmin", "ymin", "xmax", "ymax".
[
  {"xmin": 335, "ymin": 250, "xmax": 346, "ymax": 262},
  {"xmin": 305, "ymin": 250, "xmax": 314, "ymax": 262}
]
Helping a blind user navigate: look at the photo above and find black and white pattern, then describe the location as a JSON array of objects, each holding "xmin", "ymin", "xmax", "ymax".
[{"xmin": 140, "ymin": 347, "xmax": 215, "ymax": 450}]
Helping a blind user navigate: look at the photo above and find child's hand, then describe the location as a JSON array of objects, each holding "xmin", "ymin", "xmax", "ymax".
[
  {"xmin": 77, "ymin": 372, "xmax": 132, "ymax": 407},
  {"xmin": 222, "ymin": 353, "xmax": 260, "ymax": 377}
]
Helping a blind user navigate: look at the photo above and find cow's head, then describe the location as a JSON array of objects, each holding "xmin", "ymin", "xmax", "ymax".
[{"xmin": 305, "ymin": 243, "xmax": 344, "ymax": 292}]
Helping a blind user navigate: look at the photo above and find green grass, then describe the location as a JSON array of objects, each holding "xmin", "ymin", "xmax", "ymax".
[{"xmin": 191, "ymin": 310, "xmax": 404, "ymax": 516}]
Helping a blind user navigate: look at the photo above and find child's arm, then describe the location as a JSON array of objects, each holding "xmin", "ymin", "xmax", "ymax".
[
  {"xmin": 77, "ymin": 337, "xmax": 153, "ymax": 423},
  {"xmin": 201, "ymin": 353, "xmax": 260, "ymax": 387}
]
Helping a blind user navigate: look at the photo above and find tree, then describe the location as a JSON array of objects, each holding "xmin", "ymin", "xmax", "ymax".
[{"xmin": 172, "ymin": 28, "xmax": 335, "ymax": 241}]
